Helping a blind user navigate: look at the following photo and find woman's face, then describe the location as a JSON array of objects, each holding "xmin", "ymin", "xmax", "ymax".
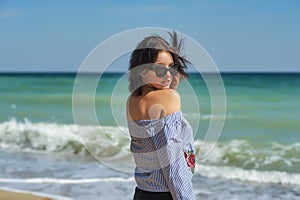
[{"xmin": 140, "ymin": 51, "xmax": 175, "ymax": 89}]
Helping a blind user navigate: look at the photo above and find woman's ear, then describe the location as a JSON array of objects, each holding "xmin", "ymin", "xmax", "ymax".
[{"xmin": 140, "ymin": 69, "xmax": 148, "ymax": 78}]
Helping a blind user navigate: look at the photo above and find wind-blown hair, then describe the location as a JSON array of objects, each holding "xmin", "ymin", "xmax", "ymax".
[{"xmin": 128, "ymin": 31, "xmax": 190, "ymax": 96}]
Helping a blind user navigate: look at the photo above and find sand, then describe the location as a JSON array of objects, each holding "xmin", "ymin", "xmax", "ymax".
[{"xmin": 0, "ymin": 189, "xmax": 54, "ymax": 200}]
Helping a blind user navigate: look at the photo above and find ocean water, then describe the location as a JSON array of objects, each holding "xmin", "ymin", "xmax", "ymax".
[{"xmin": 0, "ymin": 72, "xmax": 300, "ymax": 199}]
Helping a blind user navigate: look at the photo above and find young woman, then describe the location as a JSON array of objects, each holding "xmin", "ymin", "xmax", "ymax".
[{"xmin": 127, "ymin": 32, "xmax": 196, "ymax": 200}]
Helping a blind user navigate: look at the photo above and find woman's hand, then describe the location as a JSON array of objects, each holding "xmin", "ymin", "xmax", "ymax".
[{"xmin": 170, "ymin": 73, "xmax": 180, "ymax": 90}]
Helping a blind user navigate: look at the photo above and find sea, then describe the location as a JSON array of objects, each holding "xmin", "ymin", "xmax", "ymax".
[{"xmin": 0, "ymin": 72, "xmax": 299, "ymax": 200}]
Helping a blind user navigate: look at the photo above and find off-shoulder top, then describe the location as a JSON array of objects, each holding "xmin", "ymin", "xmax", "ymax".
[{"xmin": 127, "ymin": 111, "xmax": 196, "ymax": 200}]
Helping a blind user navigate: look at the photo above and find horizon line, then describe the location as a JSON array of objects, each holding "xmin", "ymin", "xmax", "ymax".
[{"xmin": 1, "ymin": 71, "xmax": 300, "ymax": 75}]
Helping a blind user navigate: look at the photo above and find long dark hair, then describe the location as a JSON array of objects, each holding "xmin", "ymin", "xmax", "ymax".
[{"xmin": 128, "ymin": 31, "xmax": 190, "ymax": 96}]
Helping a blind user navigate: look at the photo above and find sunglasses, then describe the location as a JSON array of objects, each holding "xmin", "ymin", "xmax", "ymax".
[{"xmin": 148, "ymin": 64, "xmax": 180, "ymax": 77}]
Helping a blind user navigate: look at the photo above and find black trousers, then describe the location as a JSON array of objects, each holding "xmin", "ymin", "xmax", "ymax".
[{"xmin": 133, "ymin": 187, "xmax": 173, "ymax": 200}]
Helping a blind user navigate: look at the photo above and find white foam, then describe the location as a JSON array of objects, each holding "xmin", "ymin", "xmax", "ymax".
[
  {"xmin": 196, "ymin": 164, "xmax": 300, "ymax": 186},
  {"xmin": 0, "ymin": 119, "xmax": 130, "ymax": 157},
  {"xmin": 0, "ymin": 177, "xmax": 134, "ymax": 184},
  {"xmin": 184, "ymin": 113, "xmax": 238, "ymax": 120},
  {"xmin": 196, "ymin": 139, "xmax": 300, "ymax": 172},
  {"xmin": 1, "ymin": 119, "xmax": 300, "ymax": 185},
  {"xmin": 0, "ymin": 119, "xmax": 80, "ymax": 152}
]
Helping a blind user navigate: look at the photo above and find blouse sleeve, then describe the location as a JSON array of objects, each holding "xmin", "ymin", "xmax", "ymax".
[{"xmin": 151, "ymin": 114, "xmax": 196, "ymax": 200}]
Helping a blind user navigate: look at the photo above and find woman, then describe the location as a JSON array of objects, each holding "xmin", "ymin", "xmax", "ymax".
[{"xmin": 127, "ymin": 32, "xmax": 196, "ymax": 200}]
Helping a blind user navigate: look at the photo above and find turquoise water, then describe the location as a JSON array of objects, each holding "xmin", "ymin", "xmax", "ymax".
[
  {"xmin": 1, "ymin": 73, "xmax": 299, "ymax": 142},
  {"xmin": 0, "ymin": 72, "xmax": 300, "ymax": 199}
]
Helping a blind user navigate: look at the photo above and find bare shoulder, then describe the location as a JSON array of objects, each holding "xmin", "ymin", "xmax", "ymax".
[
  {"xmin": 145, "ymin": 89, "xmax": 181, "ymax": 117},
  {"xmin": 126, "ymin": 89, "xmax": 181, "ymax": 120},
  {"xmin": 144, "ymin": 89, "xmax": 180, "ymax": 102}
]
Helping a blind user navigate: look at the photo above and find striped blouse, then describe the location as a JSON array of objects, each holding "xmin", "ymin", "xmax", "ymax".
[{"xmin": 128, "ymin": 111, "xmax": 196, "ymax": 200}]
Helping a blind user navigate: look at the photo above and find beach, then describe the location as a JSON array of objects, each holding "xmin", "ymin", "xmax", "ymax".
[
  {"xmin": 0, "ymin": 73, "xmax": 299, "ymax": 199},
  {"xmin": 0, "ymin": 189, "xmax": 51, "ymax": 200},
  {"xmin": 0, "ymin": 188, "xmax": 54, "ymax": 200}
]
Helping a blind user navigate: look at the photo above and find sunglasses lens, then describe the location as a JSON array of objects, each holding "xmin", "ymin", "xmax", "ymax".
[
  {"xmin": 154, "ymin": 67, "xmax": 167, "ymax": 77},
  {"xmin": 151, "ymin": 65, "xmax": 179, "ymax": 77},
  {"xmin": 170, "ymin": 66, "xmax": 179, "ymax": 76}
]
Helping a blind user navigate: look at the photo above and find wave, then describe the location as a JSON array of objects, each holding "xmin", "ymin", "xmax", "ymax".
[
  {"xmin": 196, "ymin": 164, "xmax": 300, "ymax": 186},
  {"xmin": 1, "ymin": 119, "xmax": 299, "ymax": 174},
  {"xmin": 0, "ymin": 118, "xmax": 132, "ymax": 160},
  {"xmin": 0, "ymin": 119, "xmax": 300, "ymax": 185},
  {"xmin": 197, "ymin": 139, "xmax": 300, "ymax": 186},
  {"xmin": 1, "ymin": 170, "xmax": 299, "ymax": 188},
  {"xmin": 197, "ymin": 140, "xmax": 300, "ymax": 173}
]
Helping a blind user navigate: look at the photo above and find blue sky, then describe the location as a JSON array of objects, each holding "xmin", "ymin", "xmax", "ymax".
[{"xmin": 0, "ymin": 0, "xmax": 299, "ymax": 72}]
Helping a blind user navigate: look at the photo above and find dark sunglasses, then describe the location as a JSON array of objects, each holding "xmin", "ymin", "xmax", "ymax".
[{"xmin": 149, "ymin": 64, "xmax": 180, "ymax": 77}]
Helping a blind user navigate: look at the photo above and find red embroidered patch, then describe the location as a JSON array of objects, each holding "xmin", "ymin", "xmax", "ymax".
[{"xmin": 184, "ymin": 150, "xmax": 195, "ymax": 173}]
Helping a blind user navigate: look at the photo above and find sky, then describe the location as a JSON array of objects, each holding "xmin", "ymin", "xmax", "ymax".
[{"xmin": 0, "ymin": 0, "xmax": 299, "ymax": 72}]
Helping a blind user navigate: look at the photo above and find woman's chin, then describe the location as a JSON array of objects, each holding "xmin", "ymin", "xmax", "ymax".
[
  {"xmin": 159, "ymin": 84, "xmax": 171, "ymax": 89},
  {"xmin": 160, "ymin": 81, "xmax": 171, "ymax": 88},
  {"xmin": 150, "ymin": 83, "xmax": 169, "ymax": 90}
]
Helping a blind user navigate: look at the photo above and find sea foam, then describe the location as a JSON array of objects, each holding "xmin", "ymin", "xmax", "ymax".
[{"xmin": 1, "ymin": 119, "xmax": 300, "ymax": 186}]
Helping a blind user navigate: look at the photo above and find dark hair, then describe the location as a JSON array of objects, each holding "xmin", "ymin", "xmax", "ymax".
[{"xmin": 128, "ymin": 31, "xmax": 190, "ymax": 96}]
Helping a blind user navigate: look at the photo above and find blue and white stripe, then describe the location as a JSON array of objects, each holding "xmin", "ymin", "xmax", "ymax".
[{"xmin": 128, "ymin": 111, "xmax": 196, "ymax": 200}]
